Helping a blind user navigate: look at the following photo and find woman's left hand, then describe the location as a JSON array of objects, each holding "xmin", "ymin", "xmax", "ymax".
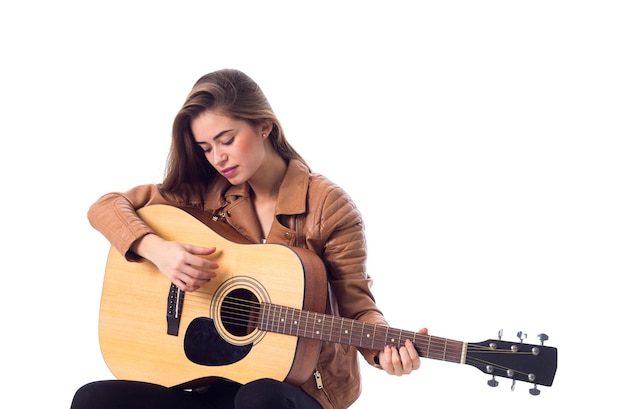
[{"xmin": 378, "ymin": 328, "xmax": 428, "ymax": 376}]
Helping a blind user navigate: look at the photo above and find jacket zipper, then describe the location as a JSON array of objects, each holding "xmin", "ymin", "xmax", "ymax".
[{"xmin": 313, "ymin": 370, "xmax": 324, "ymax": 389}]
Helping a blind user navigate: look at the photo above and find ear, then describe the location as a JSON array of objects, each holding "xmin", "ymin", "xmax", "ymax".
[{"xmin": 259, "ymin": 120, "xmax": 273, "ymax": 139}]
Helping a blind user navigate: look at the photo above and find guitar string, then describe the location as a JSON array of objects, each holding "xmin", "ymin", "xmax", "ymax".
[
  {"xmin": 168, "ymin": 291, "xmax": 543, "ymax": 381},
  {"xmin": 178, "ymin": 292, "xmax": 535, "ymax": 377},
  {"xmin": 180, "ymin": 292, "xmax": 465, "ymax": 360}
]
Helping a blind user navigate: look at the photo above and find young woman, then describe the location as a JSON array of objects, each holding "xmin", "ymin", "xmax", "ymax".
[{"xmin": 71, "ymin": 69, "xmax": 426, "ymax": 409}]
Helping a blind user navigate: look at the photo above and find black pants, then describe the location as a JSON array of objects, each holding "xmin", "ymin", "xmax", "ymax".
[{"xmin": 70, "ymin": 378, "xmax": 322, "ymax": 409}]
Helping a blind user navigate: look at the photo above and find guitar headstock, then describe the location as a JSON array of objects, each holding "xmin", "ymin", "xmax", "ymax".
[{"xmin": 465, "ymin": 332, "xmax": 557, "ymax": 395}]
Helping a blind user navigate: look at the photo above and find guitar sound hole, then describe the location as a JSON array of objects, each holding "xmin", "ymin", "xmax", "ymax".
[{"xmin": 221, "ymin": 289, "xmax": 260, "ymax": 337}]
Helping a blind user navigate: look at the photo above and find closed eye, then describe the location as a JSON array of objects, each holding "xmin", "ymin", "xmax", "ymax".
[{"xmin": 197, "ymin": 135, "xmax": 235, "ymax": 153}]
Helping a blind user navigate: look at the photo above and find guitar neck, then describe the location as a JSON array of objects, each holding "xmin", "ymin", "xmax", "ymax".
[{"xmin": 258, "ymin": 303, "xmax": 465, "ymax": 364}]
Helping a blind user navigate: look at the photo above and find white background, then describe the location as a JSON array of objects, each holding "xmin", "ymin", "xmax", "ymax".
[{"xmin": 1, "ymin": 1, "xmax": 624, "ymax": 408}]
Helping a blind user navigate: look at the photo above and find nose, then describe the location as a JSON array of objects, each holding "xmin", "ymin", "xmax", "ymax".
[{"xmin": 211, "ymin": 147, "xmax": 227, "ymax": 165}]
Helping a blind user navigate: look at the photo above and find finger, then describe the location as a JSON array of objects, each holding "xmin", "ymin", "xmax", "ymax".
[
  {"xmin": 174, "ymin": 264, "xmax": 213, "ymax": 291},
  {"xmin": 380, "ymin": 345, "xmax": 397, "ymax": 375},
  {"xmin": 184, "ymin": 263, "xmax": 217, "ymax": 280},
  {"xmin": 172, "ymin": 276, "xmax": 191, "ymax": 292},
  {"xmin": 184, "ymin": 247, "xmax": 219, "ymax": 273},
  {"xmin": 399, "ymin": 340, "xmax": 421, "ymax": 372},
  {"xmin": 184, "ymin": 244, "xmax": 218, "ymax": 255},
  {"xmin": 388, "ymin": 345, "xmax": 405, "ymax": 376}
]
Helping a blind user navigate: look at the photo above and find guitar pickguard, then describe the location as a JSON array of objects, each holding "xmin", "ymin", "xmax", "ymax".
[{"xmin": 184, "ymin": 317, "xmax": 252, "ymax": 366}]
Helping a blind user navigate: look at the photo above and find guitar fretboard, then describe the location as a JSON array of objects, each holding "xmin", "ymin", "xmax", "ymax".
[{"xmin": 258, "ymin": 302, "xmax": 466, "ymax": 364}]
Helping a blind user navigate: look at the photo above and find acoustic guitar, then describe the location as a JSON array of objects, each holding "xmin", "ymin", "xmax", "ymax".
[{"xmin": 99, "ymin": 205, "xmax": 558, "ymax": 394}]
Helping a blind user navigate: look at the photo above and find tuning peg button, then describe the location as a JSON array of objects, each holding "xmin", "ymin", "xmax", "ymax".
[
  {"xmin": 529, "ymin": 385, "xmax": 541, "ymax": 396},
  {"xmin": 488, "ymin": 376, "xmax": 499, "ymax": 388},
  {"xmin": 537, "ymin": 333, "xmax": 549, "ymax": 345}
]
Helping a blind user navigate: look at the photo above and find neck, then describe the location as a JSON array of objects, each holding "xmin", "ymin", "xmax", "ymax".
[{"xmin": 248, "ymin": 151, "xmax": 287, "ymax": 201}]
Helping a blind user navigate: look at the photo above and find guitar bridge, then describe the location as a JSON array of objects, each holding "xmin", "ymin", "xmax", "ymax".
[{"xmin": 167, "ymin": 283, "xmax": 184, "ymax": 336}]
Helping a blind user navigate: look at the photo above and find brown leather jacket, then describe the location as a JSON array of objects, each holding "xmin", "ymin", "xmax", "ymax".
[{"xmin": 88, "ymin": 159, "xmax": 388, "ymax": 409}]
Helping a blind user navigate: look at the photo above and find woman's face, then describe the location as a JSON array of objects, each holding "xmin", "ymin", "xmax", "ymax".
[{"xmin": 191, "ymin": 110, "xmax": 268, "ymax": 185}]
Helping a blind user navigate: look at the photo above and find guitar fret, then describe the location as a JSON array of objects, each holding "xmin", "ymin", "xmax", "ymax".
[
  {"xmin": 258, "ymin": 303, "xmax": 466, "ymax": 365},
  {"xmin": 299, "ymin": 309, "xmax": 305, "ymax": 336},
  {"xmin": 358, "ymin": 321, "xmax": 365, "ymax": 348},
  {"xmin": 292, "ymin": 307, "xmax": 298, "ymax": 335},
  {"xmin": 287, "ymin": 306, "xmax": 294, "ymax": 335},
  {"xmin": 308, "ymin": 313, "xmax": 313, "ymax": 338},
  {"xmin": 281, "ymin": 305, "xmax": 287, "ymax": 333},
  {"xmin": 270, "ymin": 302, "xmax": 278, "ymax": 331},
  {"xmin": 337, "ymin": 317, "xmax": 344, "ymax": 344},
  {"xmin": 269, "ymin": 304, "xmax": 275, "ymax": 332},
  {"xmin": 267, "ymin": 304, "xmax": 273, "ymax": 332},
  {"xmin": 289, "ymin": 307, "xmax": 294, "ymax": 335},
  {"xmin": 303, "ymin": 310, "xmax": 310, "ymax": 338},
  {"xmin": 313, "ymin": 312, "xmax": 321, "ymax": 339},
  {"xmin": 339, "ymin": 317, "xmax": 345, "ymax": 344},
  {"xmin": 349, "ymin": 320, "xmax": 354, "ymax": 345},
  {"xmin": 259, "ymin": 303, "xmax": 266, "ymax": 331},
  {"xmin": 430, "ymin": 337, "xmax": 442, "ymax": 360},
  {"xmin": 310, "ymin": 312, "xmax": 317, "ymax": 339}
]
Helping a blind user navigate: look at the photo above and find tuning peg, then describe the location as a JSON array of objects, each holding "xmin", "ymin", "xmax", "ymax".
[
  {"xmin": 529, "ymin": 385, "xmax": 541, "ymax": 396},
  {"xmin": 510, "ymin": 379, "xmax": 516, "ymax": 391},
  {"xmin": 498, "ymin": 329, "xmax": 503, "ymax": 340},
  {"xmin": 487, "ymin": 375, "xmax": 499, "ymax": 388},
  {"xmin": 517, "ymin": 331, "xmax": 527, "ymax": 343},
  {"xmin": 537, "ymin": 333, "xmax": 549, "ymax": 345}
]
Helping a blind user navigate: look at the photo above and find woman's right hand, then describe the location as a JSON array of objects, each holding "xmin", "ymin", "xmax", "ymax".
[{"xmin": 132, "ymin": 233, "xmax": 219, "ymax": 292}]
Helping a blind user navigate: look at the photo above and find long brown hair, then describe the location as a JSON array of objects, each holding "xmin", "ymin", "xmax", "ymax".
[{"xmin": 161, "ymin": 69, "xmax": 306, "ymax": 203}]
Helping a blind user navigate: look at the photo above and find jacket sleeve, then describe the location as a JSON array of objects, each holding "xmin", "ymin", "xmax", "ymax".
[
  {"xmin": 87, "ymin": 184, "xmax": 171, "ymax": 261},
  {"xmin": 309, "ymin": 178, "xmax": 389, "ymax": 367}
]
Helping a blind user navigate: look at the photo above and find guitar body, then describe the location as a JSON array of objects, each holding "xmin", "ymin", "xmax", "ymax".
[
  {"xmin": 99, "ymin": 205, "xmax": 327, "ymax": 388},
  {"xmin": 99, "ymin": 205, "xmax": 559, "ymax": 394}
]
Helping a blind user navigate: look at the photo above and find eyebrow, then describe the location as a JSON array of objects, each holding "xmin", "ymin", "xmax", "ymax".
[{"xmin": 196, "ymin": 129, "xmax": 235, "ymax": 145}]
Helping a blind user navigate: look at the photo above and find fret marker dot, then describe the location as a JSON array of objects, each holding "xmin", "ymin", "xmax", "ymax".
[
  {"xmin": 344, "ymin": 330, "xmax": 349, "ymax": 334},
  {"xmin": 366, "ymin": 334, "xmax": 371, "ymax": 338}
]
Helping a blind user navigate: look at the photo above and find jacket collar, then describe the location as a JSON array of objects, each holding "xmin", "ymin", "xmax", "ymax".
[{"xmin": 213, "ymin": 159, "xmax": 309, "ymax": 216}]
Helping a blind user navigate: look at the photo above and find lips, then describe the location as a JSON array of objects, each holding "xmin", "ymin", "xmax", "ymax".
[{"xmin": 220, "ymin": 166, "xmax": 237, "ymax": 177}]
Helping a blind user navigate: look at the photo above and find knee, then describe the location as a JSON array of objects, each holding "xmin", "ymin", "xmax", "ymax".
[
  {"xmin": 70, "ymin": 382, "xmax": 107, "ymax": 409},
  {"xmin": 234, "ymin": 379, "xmax": 285, "ymax": 409}
]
